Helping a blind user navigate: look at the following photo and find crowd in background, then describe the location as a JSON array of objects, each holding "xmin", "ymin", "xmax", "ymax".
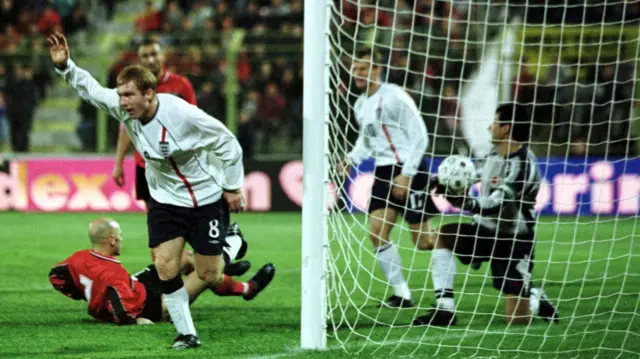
[
  {"xmin": 332, "ymin": 0, "xmax": 638, "ymax": 156},
  {"xmin": 0, "ymin": 0, "xmax": 637, "ymax": 157},
  {"xmin": 104, "ymin": 0, "xmax": 303, "ymax": 158},
  {"xmin": 0, "ymin": 0, "xmax": 100, "ymax": 151}
]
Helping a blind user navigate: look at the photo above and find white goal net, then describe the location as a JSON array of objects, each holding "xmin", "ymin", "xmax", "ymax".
[{"xmin": 316, "ymin": 0, "xmax": 640, "ymax": 356}]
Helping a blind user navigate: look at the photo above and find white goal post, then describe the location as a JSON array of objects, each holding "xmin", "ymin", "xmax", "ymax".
[
  {"xmin": 302, "ymin": 0, "xmax": 640, "ymax": 356},
  {"xmin": 301, "ymin": 0, "xmax": 330, "ymax": 350}
]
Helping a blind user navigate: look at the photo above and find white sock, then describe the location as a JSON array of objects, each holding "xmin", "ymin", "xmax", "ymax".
[
  {"xmin": 375, "ymin": 243, "xmax": 412, "ymax": 300},
  {"xmin": 529, "ymin": 287, "xmax": 541, "ymax": 315},
  {"xmin": 162, "ymin": 286, "xmax": 197, "ymax": 336},
  {"xmin": 223, "ymin": 234, "xmax": 243, "ymax": 261},
  {"xmin": 431, "ymin": 248, "xmax": 456, "ymax": 311}
]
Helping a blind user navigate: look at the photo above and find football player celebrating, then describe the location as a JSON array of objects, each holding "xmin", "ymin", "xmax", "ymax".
[
  {"xmin": 112, "ymin": 37, "xmax": 196, "ymax": 210},
  {"xmin": 413, "ymin": 103, "xmax": 558, "ymax": 326},
  {"xmin": 49, "ymin": 218, "xmax": 275, "ymax": 325}
]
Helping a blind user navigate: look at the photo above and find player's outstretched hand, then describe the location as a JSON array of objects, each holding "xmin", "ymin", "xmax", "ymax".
[
  {"xmin": 224, "ymin": 189, "xmax": 245, "ymax": 213},
  {"xmin": 46, "ymin": 32, "xmax": 69, "ymax": 69},
  {"xmin": 112, "ymin": 165, "xmax": 125, "ymax": 187},
  {"xmin": 392, "ymin": 175, "xmax": 410, "ymax": 200}
]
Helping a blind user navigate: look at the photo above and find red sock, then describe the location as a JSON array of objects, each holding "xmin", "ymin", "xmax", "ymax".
[{"xmin": 214, "ymin": 275, "xmax": 253, "ymax": 296}]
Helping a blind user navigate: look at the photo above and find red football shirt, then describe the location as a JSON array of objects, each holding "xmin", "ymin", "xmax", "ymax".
[
  {"xmin": 133, "ymin": 69, "xmax": 197, "ymax": 168},
  {"xmin": 49, "ymin": 249, "xmax": 147, "ymax": 324}
]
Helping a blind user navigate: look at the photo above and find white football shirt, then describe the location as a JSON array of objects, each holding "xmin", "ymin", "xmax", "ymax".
[
  {"xmin": 56, "ymin": 59, "xmax": 243, "ymax": 208},
  {"xmin": 348, "ymin": 83, "xmax": 428, "ymax": 176}
]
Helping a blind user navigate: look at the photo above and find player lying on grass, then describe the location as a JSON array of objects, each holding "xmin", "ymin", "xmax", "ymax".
[
  {"xmin": 49, "ymin": 218, "xmax": 275, "ymax": 325},
  {"xmin": 413, "ymin": 103, "xmax": 559, "ymax": 326}
]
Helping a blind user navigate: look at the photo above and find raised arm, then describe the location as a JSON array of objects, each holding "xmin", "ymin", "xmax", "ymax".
[{"xmin": 47, "ymin": 32, "xmax": 124, "ymax": 120}]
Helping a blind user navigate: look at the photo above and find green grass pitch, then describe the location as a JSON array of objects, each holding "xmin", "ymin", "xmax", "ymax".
[{"xmin": 0, "ymin": 212, "xmax": 638, "ymax": 358}]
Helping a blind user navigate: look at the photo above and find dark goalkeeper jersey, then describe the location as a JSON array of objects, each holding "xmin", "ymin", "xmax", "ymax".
[{"xmin": 474, "ymin": 146, "xmax": 541, "ymax": 236}]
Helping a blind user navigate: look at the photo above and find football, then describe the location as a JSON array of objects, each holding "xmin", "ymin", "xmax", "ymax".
[{"xmin": 437, "ymin": 155, "xmax": 477, "ymax": 193}]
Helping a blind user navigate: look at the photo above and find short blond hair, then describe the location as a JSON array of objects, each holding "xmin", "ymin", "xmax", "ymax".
[{"xmin": 117, "ymin": 65, "xmax": 157, "ymax": 92}]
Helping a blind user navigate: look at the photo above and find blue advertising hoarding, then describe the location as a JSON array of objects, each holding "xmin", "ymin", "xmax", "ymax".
[{"xmin": 343, "ymin": 157, "xmax": 640, "ymax": 216}]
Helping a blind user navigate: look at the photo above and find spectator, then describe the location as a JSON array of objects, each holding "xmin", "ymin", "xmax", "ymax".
[
  {"xmin": 626, "ymin": 1, "xmax": 640, "ymax": 22},
  {"xmin": 7, "ymin": 64, "xmax": 38, "ymax": 152},
  {"xmin": 197, "ymin": 81, "xmax": 226, "ymax": 121},
  {"xmin": 163, "ymin": 0, "xmax": 184, "ymax": 34},
  {"xmin": 174, "ymin": 18, "xmax": 196, "ymax": 46},
  {"xmin": 15, "ymin": 5, "xmax": 35, "ymax": 35},
  {"xmin": 256, "ymin": 82, "xmax": 286, "ymax": 152},
  {"xmin": 236, "ymin": 52, "xmax": 252, "ymax": 83},
  {"xmin": 188, "ymin": 0, "xmax": 213, "ymax": 29},
  {"xmin": 290, "ymin": 0, "xmax": 302, "ymax": 14},
  {"xmin": 241, "ymin": 90, "xmax": 259, "ymax": 124},
  {"xmin": 440, "ymin": 85, "xmax": 461, "ymax": 133},
  {"xmin": 238, "ymin": 90, "xmax": 260, "ymax": 159},
  {"xmin": 197, "ymin": 17, "xmax": 217, "ymax": 46},
  {"xmin": 279, "ymin": 68, "xmax": 301, "ymax": 100},
  {"xmin": 0, "ymin": 0, "xmax": 17, "ymax": 33},
  {"xmin": 214, "ymin": 1, "xmax": 229, "ymax": 18},
  {"xmin": 63, "ymin": 4, "xmax": 90, "ymax": 35},
  {"xmin": 0, "ymin": 63, "xmax": 6, "ymax": 148},
  {"xmin": 76, "ymin": 99, "xmax": 97, "ymax": 151},
  {"xmin": 102, "ymin": 0, "xmax": 117, "ymax": 21},
  {"xmin": 38, "ymin": 0, "xmax": 62, "ymax": 36},
  {"xmin": 208, "ymin": 60, "xmax": 227, "ymax": 90},
  {"xmin": 51, "ymin": 0, "xmax": 76, "ymax": 19},
  {"xmin": 235, "ymin": 0, "xmax": 261, "ymax": 29},
  {"xmin": 238, "ymin": 110, "xmax": 257, "ymax": 160},
  {"xmin": 135, "ymin": 0, "xmax": 162, "ymax": 33},
  {"xmin": 255, "ymin": 61, "xmax": 274, "ymax": 91},
  {"xmin": 279, "ymin": 67, "xmax": 302, "ymax": 139},
  {"xmin": 268, "ymin": 0, "xmax": 291, "ymax": 16}
]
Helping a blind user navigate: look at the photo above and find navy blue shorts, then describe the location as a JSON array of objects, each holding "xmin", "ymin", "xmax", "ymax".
[
  {"xmin": 368, "ymin": 162, "xmax": 438, "ymax": 224},
  {"xmin": 451, "ymin": 223, "xmax": 535, "ymax": 297},
  {"xmin": 147, "ymin": 197, "xmax": 229, "ymax": 256},
  {"xmin": 134, "ymin": 265, "xmax": 163, "ymax": 322}
]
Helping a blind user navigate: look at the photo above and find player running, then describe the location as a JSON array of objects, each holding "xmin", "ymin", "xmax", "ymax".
[
  {"xmin": 112, "ymin": 37, "xmax": 196, "ymax": 210},
  {"xmin": 49, "ymin": 218, "xmax": 275, "ymax": 325},
  {"xmin": 48, "ymin": 32, "xmax": 259, "ymax": 349},
  {"xmin": 109, "ymin": 37, "xmax": 246, "ymax": 277},
  {"xmin": 338, "ymin": 48, "xmax": 438, "ymax": 309},
  {"xmin": 413, "ymin": 103, "xmax": 559, "ymax": 326}
]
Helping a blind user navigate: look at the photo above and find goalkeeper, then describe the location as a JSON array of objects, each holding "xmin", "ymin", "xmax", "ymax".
[
  {"xmin": 414, "ymin": 103, "xmax": 559, "ymax": 326},
  {"xmin": 338, "ymin": 48, "xmax": 439, "ymax": 309}
]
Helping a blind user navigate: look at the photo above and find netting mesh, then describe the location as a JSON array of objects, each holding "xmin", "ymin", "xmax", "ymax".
[{"xmin": 323, "ymin": 0, "xmax": 640, "ymax": 356}]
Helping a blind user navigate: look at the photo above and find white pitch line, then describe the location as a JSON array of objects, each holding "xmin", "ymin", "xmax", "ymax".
[{"xmin": 245, "ymin": 317, "xmax": 631, "ymax": 359}]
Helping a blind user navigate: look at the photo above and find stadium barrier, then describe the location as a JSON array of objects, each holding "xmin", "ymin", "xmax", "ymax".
[{"xmin": 0, "ymin": 157, "xmax": 637, "ymax": 215}]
